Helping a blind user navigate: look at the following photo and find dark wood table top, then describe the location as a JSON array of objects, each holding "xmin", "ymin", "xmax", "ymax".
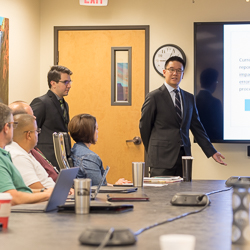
[{"xmin": 1, "ymin": 180, "xmax": 247, "ymax": 250}]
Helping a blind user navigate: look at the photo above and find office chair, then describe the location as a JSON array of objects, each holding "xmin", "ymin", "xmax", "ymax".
[
  {"xmin": 61, "ymin": 132, "xmax": 74, "ymax": 168},
  {"xmin": 53, "ymin": 132, "xmax": 72, "ymax": 170}
]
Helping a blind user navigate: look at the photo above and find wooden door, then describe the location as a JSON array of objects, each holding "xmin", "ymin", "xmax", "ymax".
[{"xmin": 57, "ymin": 27, "xmax": 148, "ymax": 184}]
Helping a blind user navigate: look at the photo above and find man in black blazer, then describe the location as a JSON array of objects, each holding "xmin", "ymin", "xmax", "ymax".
[
  {"xmin": 139, "ymin": 56, "xmax": 226, "ymax": 177},
  {"xmin": 30, "ymin": 65, "xmax": 73, "ymax": 170}
]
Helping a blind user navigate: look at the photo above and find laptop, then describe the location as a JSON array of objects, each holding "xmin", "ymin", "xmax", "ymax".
[
  {"xmin": 11, "ymin": 167, "xmax": 79, "ymax": 213},
  {"xmin": 91, "ymin": 166, "xmax": 109, "ymax": 200},
  {"xmin": 107, "ymin": 193, "xmax": 149, "ymax": 202},
  {"xmin": 94, "ymin": 186, "xmax": 137, "ymax": 193}
]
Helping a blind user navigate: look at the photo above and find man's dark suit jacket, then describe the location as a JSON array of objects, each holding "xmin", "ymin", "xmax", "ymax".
[
  {"xmin": 139, "ymin": 84, "xmax": 217, "ymax": 169},
  {"xmin": 30, "ymin": 90, "xmax": 69, "ymax": 169}
]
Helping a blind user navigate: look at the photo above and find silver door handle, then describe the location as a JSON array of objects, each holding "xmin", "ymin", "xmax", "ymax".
[{"xmin": 126, "ymin": 136, "xmax": 142, "ymax": 145}]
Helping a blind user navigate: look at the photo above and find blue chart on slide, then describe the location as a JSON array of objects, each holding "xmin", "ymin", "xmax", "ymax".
[
  {"xmin": 245, "ymin": 99, "xmax": 250, "ymax": 111},
  {"xmin": 224, "ymin": 24, "xmax": 250, "ymax": 140}
]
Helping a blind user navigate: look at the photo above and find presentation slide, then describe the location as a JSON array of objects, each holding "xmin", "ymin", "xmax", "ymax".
[{"xmin": 224, "ymin": 24, "xmax": 250, "ymax": 140}]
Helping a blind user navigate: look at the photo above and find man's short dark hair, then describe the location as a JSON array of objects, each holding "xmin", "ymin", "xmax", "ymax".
[
  {"xmin": 0, "ymin": 103, "xmax": 12, "ymax": 132},
  {"xmin": 47, "ymin": 65, "xmax": 73, "ymax": 88},
  {"xmin": 164, "ymin": 56, "xmax": 186, "ymax": 70},
  {"xmin": 68, "ymin": 114, "xmax": 96, "ymax": 144},
  {"xmin": 200, "ymin": 68, "xmax": 219, "ymax": 89}
]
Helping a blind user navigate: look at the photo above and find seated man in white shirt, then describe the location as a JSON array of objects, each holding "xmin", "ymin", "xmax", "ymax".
[
  {"xmin": 0, "ymin": 103, "xmax": 52, "ymax": 205},
  {"xmin": 6, "ymin": 114, "xmax": 55, "ymax": 189}
]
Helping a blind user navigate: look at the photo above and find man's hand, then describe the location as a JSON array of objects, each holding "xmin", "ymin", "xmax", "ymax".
[
  {"xmin": 68, "ymin": 188, "xmax": 74, "ymax": 195},
  {"xmin": 44, "ymin": 187, "xmax": 53, "ymax": 195},
  {"xmin": 212, "ymin": 152, "xmax": 227, "ymax": 166}
]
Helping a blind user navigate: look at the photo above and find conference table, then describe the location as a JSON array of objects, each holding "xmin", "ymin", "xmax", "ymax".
[{"xmin": 0, "ymin": 180, "xmax": 247, "ymax": 250}]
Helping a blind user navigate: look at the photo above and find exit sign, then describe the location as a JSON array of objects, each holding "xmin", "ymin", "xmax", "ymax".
[{"xmin": 79, "ymin": 0, "xmax": 108, "ymax": 6}]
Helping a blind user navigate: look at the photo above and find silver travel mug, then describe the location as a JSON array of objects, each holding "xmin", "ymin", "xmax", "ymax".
[
  {"xmin": 132, "ymin": 162, "xmax": 145, "ymax": 187},
  {"xmin": 74, "ymin": 178, "xmax": 91, "ymax": 214}
]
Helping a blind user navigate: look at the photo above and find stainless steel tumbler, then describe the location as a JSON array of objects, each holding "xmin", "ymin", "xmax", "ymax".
[
  {"xmin": 74, "ymin": 178, "xmax": 91, "ymax": 214},
  {"xmin": 132, "ymin": 162, "xmax": 145, "ymax": 187}
]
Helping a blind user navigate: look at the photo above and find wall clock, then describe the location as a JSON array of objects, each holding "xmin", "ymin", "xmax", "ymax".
[{"xmin": 153, "ymin": 44, "xmax": 186, "ymax": 77}]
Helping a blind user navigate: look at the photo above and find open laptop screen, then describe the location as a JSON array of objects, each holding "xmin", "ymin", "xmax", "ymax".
[{"xmin": 91, "ymin": 166, "xmax": 110, "ymax": 200}]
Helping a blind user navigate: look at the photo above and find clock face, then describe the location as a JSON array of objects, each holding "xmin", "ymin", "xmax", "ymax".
[{"xmin": 153, "ymin": 44, "xmax": 186, "ymax": 77}]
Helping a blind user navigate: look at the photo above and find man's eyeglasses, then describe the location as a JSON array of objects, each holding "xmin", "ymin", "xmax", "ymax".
[
  {"xmin": 166, "ymin": 68, "xmax": 184, "ymax": 74},
  {"xmin": 8, "ymin": 122, "xmax": 18, "ymax": 129},
  {"xmin": 23, "ymin": 128, "xmax": 41, "ymax": 134},
  {"xmin": 58, "ymin": 80, "xmax": 72, "ymax": 85}
]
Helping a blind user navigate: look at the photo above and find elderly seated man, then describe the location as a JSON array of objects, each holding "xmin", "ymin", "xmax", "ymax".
[
  {"xmin": 0, "ymin": 103, "xmax": 52, "ymax": 205},
  {"xmin": 6, "ymin": 114, "xmax": 55, "ymax": 189},
  {"xmin": 9, "ymin": 101, "xmax": 58, "ymax": 182}
]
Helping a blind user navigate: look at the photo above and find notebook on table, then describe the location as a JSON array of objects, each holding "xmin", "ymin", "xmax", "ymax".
[
  {"xmin": 11, "ymin": 167, "xmax": 79, "ymax": 213},
  {"xmin": 92, "ymin": 186, "xmax": 137, "ymax": 193},
  {"xmin": 107, "ymin": 193, "xmax": 149, "ymax": 202},
  {"xmin": 113, "ymin": 184, "xmax": 134, "ymax": 187}
]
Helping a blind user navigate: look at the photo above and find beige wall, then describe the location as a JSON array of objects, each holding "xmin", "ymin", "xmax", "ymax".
[
  {"xmin": 2, "ymin": 0, "xmax": 250, "ymax": 179},
  {"xmin": 0, "ymin": 0, "xmax": 40, "ymax": 103}
]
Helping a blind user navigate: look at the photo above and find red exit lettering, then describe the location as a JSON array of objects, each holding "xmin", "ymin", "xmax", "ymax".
[{"xmin": 84, "ymin": 0, "xmax": 103, "ymax": 3}]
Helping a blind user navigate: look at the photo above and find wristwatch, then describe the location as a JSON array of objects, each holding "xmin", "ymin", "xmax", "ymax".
[{"xmin": 40, "ymin": 188, "xmax": 47, "ymax": 192}]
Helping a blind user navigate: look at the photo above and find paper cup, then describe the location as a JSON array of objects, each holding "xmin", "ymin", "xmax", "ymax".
[
  {"xmin": 160, "ymin": 234, "xmax": 196, "ymax": 250},
  {"xmin": 0, "ymin": 193, "xmax": 12, "ymax": 229}
]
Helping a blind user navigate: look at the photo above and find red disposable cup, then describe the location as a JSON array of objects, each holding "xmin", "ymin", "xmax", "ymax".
[{"xmin": 0, "ymin": 193, "xmax": 12, "ymax": 229}]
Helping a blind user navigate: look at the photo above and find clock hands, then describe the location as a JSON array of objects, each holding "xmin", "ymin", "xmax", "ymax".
[{"xmin": 153, "ymin": 44, "xmax": 186, "ymax": 77}]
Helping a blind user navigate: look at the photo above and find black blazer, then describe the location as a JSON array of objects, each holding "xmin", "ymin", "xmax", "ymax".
[
  {"xmin": 139, "ymin": 84, "xmax": 217, "ymax": 169},
  {"xmin": 30, "ymin": 90, "xmax": 69, "ymax": 168}
]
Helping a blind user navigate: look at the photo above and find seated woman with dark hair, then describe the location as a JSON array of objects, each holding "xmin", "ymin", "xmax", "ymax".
[{"xmin": 68, "ymin": 114, "xmax": 130, "ymax": 186}]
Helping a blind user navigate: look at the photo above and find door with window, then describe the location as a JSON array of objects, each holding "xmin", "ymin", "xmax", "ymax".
[{"xmin": 55, "ymin": 26, "xmax": 149, "ymax": 183}]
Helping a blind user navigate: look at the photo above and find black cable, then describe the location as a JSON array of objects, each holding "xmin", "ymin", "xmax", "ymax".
[
  {"xmin": 134, "ymin": 195, "xmax": 210, "ymax": 236},
  {"xmin": 205, "ymin": 186, "xmax": 232, "ymax": 196},
  {"xmin": 92, "ymin": 187, "xmax": 232, "ymax": 247},
  {"xmin": 134, "ymin": 187, "xmax": 232, "ymax": 237}
]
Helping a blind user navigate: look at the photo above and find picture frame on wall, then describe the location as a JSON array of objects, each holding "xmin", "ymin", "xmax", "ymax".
[{"xmin": 0, "ymin": 16, "xmax": 9, "ymax": 104}]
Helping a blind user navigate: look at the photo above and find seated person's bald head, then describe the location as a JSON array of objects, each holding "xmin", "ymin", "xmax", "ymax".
[{"xmin": 9, "ymin": 101, "xmax": 34, "ymax": 116}]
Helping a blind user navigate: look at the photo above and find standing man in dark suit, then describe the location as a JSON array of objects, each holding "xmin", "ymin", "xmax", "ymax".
[
  {"xmin": 30, "ymin": 65, "xmax": 73, "ymax": 170},
  {"xmin": 139, "ymin": 56, "xmax": 226, "ymax": 177}
]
